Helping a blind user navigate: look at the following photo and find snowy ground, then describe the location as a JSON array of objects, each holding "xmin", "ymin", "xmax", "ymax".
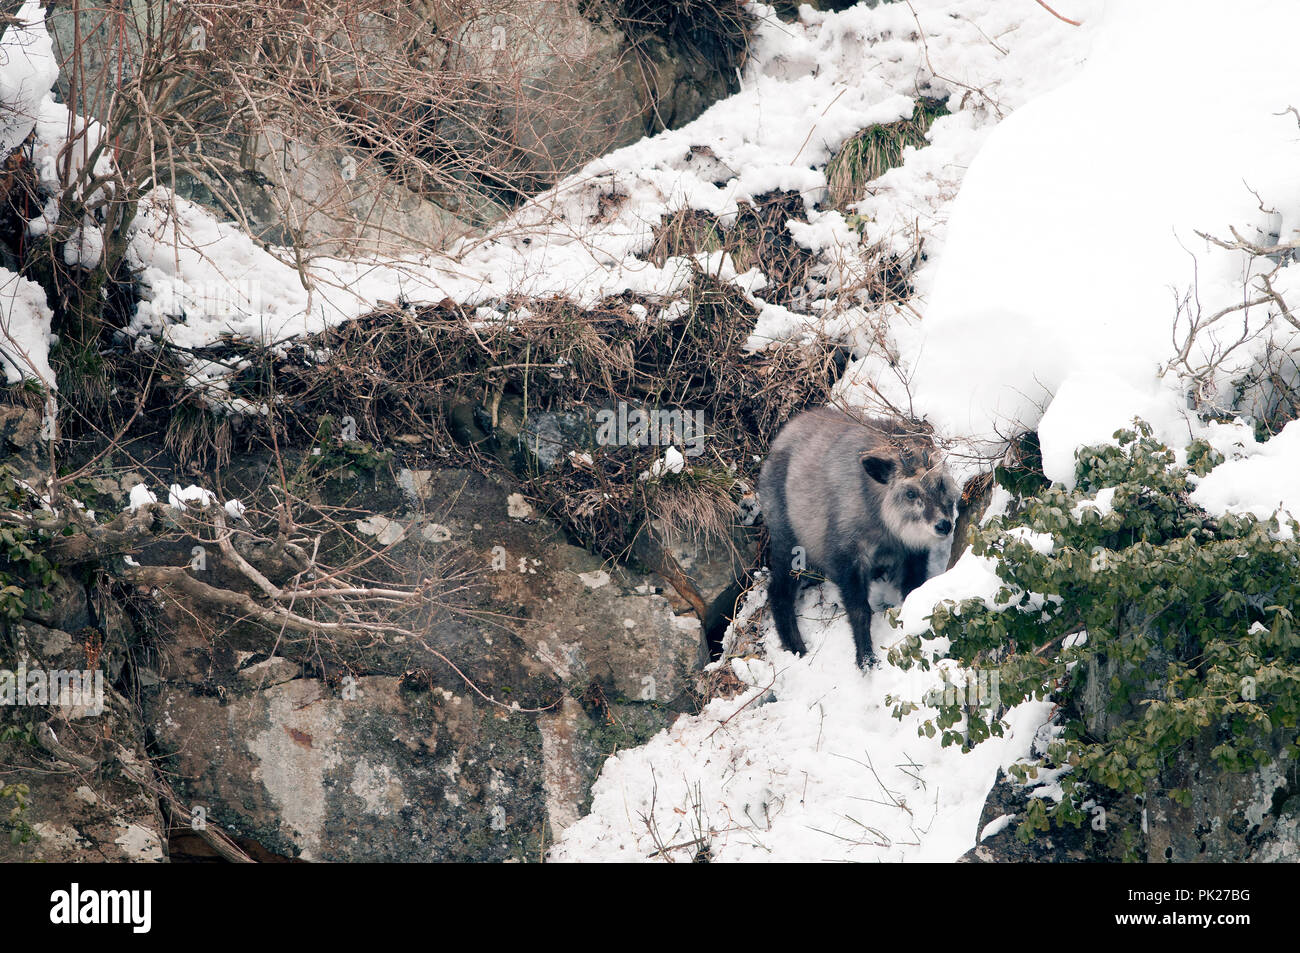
[
  {"xmin": 548, "ymin": 516, "xmax": 1057, "ymax": 862},
  {"xmin": 549, "ymin": 0, "xmax": 1300, "ymax": 862},
  {"xmin": 4, "ymin": 0, "xmax": 1300, "ymax": 861}
]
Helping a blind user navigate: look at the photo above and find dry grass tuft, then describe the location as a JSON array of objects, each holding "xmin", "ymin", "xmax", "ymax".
[
  {"xmin": 825, "ymin": 98, "xmax": 948, "ymax": 210},
  {"xmin": 646, "ymin": 191, "xmax": 818, "ymax": 309}
]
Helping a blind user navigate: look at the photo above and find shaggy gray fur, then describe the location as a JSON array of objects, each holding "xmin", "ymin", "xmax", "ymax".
[{"xmin": 759, "ymin": 407, "xmax": 957, "ymax": 668}]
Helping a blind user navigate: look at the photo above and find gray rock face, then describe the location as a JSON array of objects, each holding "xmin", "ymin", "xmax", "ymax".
[
  {"xmin": 2, "ymin": 708, "xmax": 168, "ymax": 862},
  {"xmin": 516, "ymin": 411, "xmax": 597, "ymax": 473},
  {"xmin": 152, "ymin": 673, "xmax": 546, "ymax": 862},
  {"xmin": 440, "ymin": 2, "xmax": 647, "ymax": 191},
  {"xmin": 141, "ymin": 466, "xmax": 706, "ymax": 860},
  {"xmin": 0, "ymin": 435, "xmax": 164, "ymax": 862},
  {"xmin": 633, "ymin": 518, "xmax": 759, "ymax": 645},
  {"xmin": 1145, "ymin": 736, "xmax": 1300, "ymax": 863},
  {"xmin": 0, "ymin": 623, "xmax": 166, "ymax": 862},
  {"xmin": 0, "ymin": 403, "xmax": 46, "ymax": 485},
  {"xmin": 958, "ymin": 769, "xmax": 1137, "ymax": 863},
  {"xmin": 963, "ymin": 753, "xmax": 1300, "ymax": 864}
]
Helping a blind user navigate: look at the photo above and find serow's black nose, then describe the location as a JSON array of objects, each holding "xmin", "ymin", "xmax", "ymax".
[{"xmin": 935, "ymin": 519, "xmax": 953, "ymax": 536}]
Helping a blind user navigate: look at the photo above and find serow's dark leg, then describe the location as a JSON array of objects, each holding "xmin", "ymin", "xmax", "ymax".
[
  {"xmin": 900, "ymin": 550, "xmax": 931, "ymax": 601},
  {"xmin": 767, "ymin": 534, "xmax": 807, "ymax": 656},
  {"xmin": 838, "ymin": 568, "xmax": 876, "ymax": 669}
]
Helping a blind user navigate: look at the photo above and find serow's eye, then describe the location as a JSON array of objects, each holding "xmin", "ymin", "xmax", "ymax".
[{"xmin": 905, "ymin": 489, "xmax": 919, "ymax": 501}]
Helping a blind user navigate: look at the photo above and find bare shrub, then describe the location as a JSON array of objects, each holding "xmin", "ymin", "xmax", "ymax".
[
  {"xmin": 11, "ymin": 0, "xmax": 710, "ymax": 383},
  {"xmin": 1166, "ymin": 225, "xmax": 1300, "ymax": 432}
]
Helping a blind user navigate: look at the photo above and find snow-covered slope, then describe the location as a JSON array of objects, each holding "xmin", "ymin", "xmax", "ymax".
[
  {"xmin": 550, "ymin": 0, "xmax": 1300, "ymax": 863},
  {"xmin": 110, "ymin": 1, "xmax": 1107, "ymax": 366},
  {"xmin": 905, "ymin": 0, "xmax": 1300, "ymax": 476},
  {"xmin": 548, "ymin": 531, "xmax": 1056, "ymax": 862}
]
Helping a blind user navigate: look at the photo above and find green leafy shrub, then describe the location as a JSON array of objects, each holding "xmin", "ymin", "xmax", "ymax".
[
  {"xmin": 0, "ymin": 782, "xmax": 34, "ymax": 845},
  {"xmin": 0, "ymin": 725, "xmax": 39, "ymax": 846},
  {"xmin": 895, "ymin": 421, "xmax": 1300, "ymax": 838},
  {"xmin": 0, "ymin": 464, "xmax": 60, "ymax": 619}
]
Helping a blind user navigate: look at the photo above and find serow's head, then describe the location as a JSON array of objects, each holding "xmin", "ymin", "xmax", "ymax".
[{"xmin": 862, "ymin": 444, "xmax": 958, "ymax": 549}]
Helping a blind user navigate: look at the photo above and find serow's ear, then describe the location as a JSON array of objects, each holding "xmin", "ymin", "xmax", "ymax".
[{"xmin": 862, "ymin": 453, "xmax": 894, "ymax": 485}]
